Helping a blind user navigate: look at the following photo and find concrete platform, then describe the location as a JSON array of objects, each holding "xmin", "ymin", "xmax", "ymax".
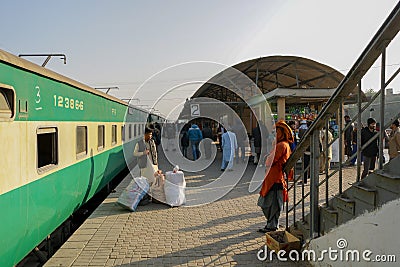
[{"xmin": 44, "ymin": 150, "xmax": 358, "ymax": 267}]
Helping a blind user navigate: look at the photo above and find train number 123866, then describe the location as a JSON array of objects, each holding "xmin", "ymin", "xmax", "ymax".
[{"xmin": 53, "ymin": 95, "xmax": 84, "ymax": 110}]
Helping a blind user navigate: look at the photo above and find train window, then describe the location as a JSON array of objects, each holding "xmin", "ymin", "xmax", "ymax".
[
  {"xmin": 18, "ymin": 99, "xmax": 28, "ymax": 113},
  {"xmin": 112, "ymin": 125, "xmax": 117, "ymax": 146},
  {"xmin": 98, "ymin": 125, "xmax": 105, "ymax": 151},
  {"xmin": 0, "ymin": 85, "xmax": 15, "ymax": 119},
  {"xmin": 129, "ymin": 124, "xmax": 132, "ymax": 139},
  {"xmin": 76, "ymin": 126, "xmax": 87, "ymax": 158},
  {"xmin": 122, "ymin": 125, "xmax": 125, "ymax": 142},
  {"xmin": 134, "ymin": 124, "xmax": 137, "ymax": 137},
  {"xmin": 37, "ymin": 127, "xmax": 58, "ymax": 173}
]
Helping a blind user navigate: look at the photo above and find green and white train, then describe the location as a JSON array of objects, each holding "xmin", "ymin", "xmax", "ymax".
[{"xmin": 0, "ymin": 49, "xmax": 161, "ymax": 266}]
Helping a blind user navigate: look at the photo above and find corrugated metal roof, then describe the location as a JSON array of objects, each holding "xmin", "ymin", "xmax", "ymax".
[{"xmin": 192, "ymin": 55, "xmax": 357, "ymax": 102}]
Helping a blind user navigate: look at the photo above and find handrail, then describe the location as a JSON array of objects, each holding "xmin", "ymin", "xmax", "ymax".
[
  {"xmin": 284, "ymin": 2, "xmax": 400, "ymax": 172},
  {"xmin": 283, "ymin": 2, "xmax": 400, "ymax": 238},
  {"xmin": 287, "ymin": 192, "xmax": 311, "ymax": 213}
]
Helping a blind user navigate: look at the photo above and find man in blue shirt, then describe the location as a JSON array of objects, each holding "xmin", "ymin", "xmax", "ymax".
[{"xmin": 188, "ymin": 124, "xmax": 203, "ymax": 160}]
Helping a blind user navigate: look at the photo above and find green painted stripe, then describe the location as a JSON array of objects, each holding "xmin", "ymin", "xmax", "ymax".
[
  {"xmin": 0, "ymin": 62, "xmax": 150, "ymax": 122},
  {"xmin": 0, "ymin": 142, "xmax": 136, "ymax": 267}
]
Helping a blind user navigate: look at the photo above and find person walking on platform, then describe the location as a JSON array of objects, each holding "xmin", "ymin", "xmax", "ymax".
[
  {"xmin": 180, "ymin": 125, "xmax": 190, "ymax": 158},
  {"xmin": 188, "ymin": 124, "xmax": 203, "ymax": 160},
  {"xmin": 133, "ymin": 127, "xmax": 158, "ymax": 184},
  {"xmin": 164, "ymin": 123, "xmax": 176, "ymax": 151},
  {"xmin": 233, "ymin": 121, "xmax": 247, "ymax": 164},
  {"xmin": 149, "ymin": 123, "xmax": 161, "ymax": 148},
  {"xmin": 287, "ymin": 121, "xmax": 297, "ymax": 151},
  {"xmin": 202, "ymin": 123, "xmax": 213, "ymax": 159},
  {"xmin": 350, "ymin": 123, "xmax": 359, "ymax": 165},
  {"xmin": 298, "ymin": 120, "xmax": 310, "ymax": 185},
  {"xmin": 132, "ymin": 126, "xmax": 159, "ymax": 205},
  {"xmin": 361, "ymin": 118, "xmax": 378, "ymax": 179},
  {"xmin": 298, "ymin": 120, "xmax": 308, "ymax": 140},
  {"xmin": 252, "ymin": 123, "xmax": 262, "ymax": 165},
  {"xmin": 257, "ymin": 120, "xmax": 292, "ymax": 233},
  {"xmin": 344, "ymin": 115, "xmax": 353, "ymax": 162},
  {"xmin": 319, "ymin": 127, "xmax": 333, "ymax": 173},
  {"xmin": 388, "ymin": 119, "xmax": 400, "ymax": 160},
  {"xmin": 220, "ymin": 127, "xmax": 238, "ymax": 171},
  {"xmin": 217, "ymin": 124, "xmax": 225, "ymax": 151}
]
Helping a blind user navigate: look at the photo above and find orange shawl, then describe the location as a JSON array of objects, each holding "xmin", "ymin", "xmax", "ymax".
[{"xmin": 259, "ymin": 120, "xmax": 292, "ymax": 202}]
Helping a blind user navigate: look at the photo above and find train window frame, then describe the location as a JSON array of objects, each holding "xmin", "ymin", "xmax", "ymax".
[
  {"xmin": 111, "ymin": 125, "xmax": 117, "ymax": 146},
  {"xmin": 37, "ymin": 127, "xmax": 58, "ymax": 174},
  {"xmin": 76, "ymin": 126, "xmax": 88, "ymax": 159},
  {"xmin": 134, "ymin": 124, "xmax": 137, "ymax": 138},
  {"xmin": 0, "ymin": 83, "xmax": 15, "ymax": 121},
  {"xmin": 122, "ymin": 125, "xmax": 125, "ymax": 142},
  {"xmin": 98, "ymin": 125, "xmax": 105, "ymax": 151}
]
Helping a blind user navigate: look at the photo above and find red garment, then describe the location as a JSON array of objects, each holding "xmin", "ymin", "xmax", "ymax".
[
  {"xmin": 259, "ymin": 141, "xmax": 290, "ymax": 202},
  {"xmin": 287, "ymin": 168, "xmax": 294, "ymax": 181}
]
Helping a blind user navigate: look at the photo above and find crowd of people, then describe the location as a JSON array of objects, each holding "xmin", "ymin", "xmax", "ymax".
[
  {"xmin": 283, "ymin": 115, "xmax": 400, "ymax": 183},
  {"xmin": 139, "ymin": 117, "xmax": 400, "ymax": 182},
  {"xmin": 133, "ymin": 116, "xmax": 400, "ymax": 232}
]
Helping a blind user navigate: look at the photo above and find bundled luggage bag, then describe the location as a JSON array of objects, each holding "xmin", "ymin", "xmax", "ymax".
[
  {"xmin": 164, "ymin": 170, "xmax": 186, "ymax": 207},
  {"xmin": 117, "ymin": 177, "xmax": 150, "ymax": 211},
  {"xmin": 150, "ymin": 173, "xmax": 167, "ymax": 204}
]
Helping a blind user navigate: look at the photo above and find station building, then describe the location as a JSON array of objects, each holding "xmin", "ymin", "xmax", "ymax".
[{"xmin": 181, "ymin": 55, "xmax": 365, "ymax": 135}]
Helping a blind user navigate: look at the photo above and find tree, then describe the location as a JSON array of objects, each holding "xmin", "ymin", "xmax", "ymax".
[{"xmin": 365, "ymin": 88, "xmax": 376, "ymax": 96}]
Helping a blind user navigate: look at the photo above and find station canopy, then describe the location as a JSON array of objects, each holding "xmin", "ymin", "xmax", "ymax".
[{"xmin": 192, "ymin": 55, "xmax": 363, "ymax": 104}]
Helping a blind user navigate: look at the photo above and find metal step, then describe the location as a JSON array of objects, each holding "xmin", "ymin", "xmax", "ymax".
[
  {"xmin": 289, "ymin": 167, "xmax": 400, "ymax": 238},
  {"xmin": 352, "ymin": 183, "xmax": 377, "ymax": 217},
  {"xmin": 334, "ymin": 196, "xmax": 355, "ymax": 225},
  {"xmin": 375, "ymin": 170, "xmax": 400, "ymax": 180},
  {"xmin": 295, "ymin": 220, "xmax": 310, "ymax": 241},
  {"xmin": 288, "ymin": 224, "xmax": 305, "ymax": 244},
  {"xmin": 374, "ymin": 171, "xmax": 400, "ymax": 194},
  {"xmin": 334, "ymin": 196, "xmax": 355, "ymax": 215},
  {"xmin": 382, "ymin": 156, "xmax": 400, "ymax": 176},
  {"xmin": 319, "ymin": 206, "xmax": 338, "ymax": 235},
  {"xmin": 352, "ymin": 184, "xmax": 377, "ymax": 207}
]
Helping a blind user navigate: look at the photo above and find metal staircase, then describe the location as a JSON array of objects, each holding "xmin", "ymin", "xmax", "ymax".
[
  {"xmin": 283, "ymin": 2, "xmax": 400, "ymax": 241},
  {"xmin": 297, "ymin": 156, "xmax": 400, "ymax": 237}
]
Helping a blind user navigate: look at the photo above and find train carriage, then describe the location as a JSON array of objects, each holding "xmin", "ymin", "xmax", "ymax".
[{"xmin": 0, "ymin": 49, "xmax": 159, "ymax": 266}]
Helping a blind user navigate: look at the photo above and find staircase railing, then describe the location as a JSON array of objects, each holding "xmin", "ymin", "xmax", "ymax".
[{"xmin": 284, "ymin": 2, "xmax": 400, "ymax": 239}]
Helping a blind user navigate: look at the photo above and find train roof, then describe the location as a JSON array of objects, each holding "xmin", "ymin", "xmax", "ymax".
[{"xmin": 0, "ymin": 49, "xmax": 152, "ymax": 114}]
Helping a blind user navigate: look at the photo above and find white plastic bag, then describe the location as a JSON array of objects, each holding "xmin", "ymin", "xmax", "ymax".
[
  {"xmin": 150, "ymin": 173, "xmax": 166, "ymax": 204},
  {"xmin": 164, "ymin": 167, "xmax": 186, "ymax": 207},
  {"xmin": 141, "ymin": 156, "xmax": 158, "ymax": 185},
  {"xmin": 117, "ymin": 177, "xmax": 149, "ymax": 211}
]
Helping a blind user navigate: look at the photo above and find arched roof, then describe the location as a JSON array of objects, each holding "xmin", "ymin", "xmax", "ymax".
[{"xmin": 192, "ymin": 55, "xmax": 350, "ymax": 102}]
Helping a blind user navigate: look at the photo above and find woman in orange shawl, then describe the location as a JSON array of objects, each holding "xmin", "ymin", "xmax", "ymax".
[{"xmin": 257, "ymin": 120, "xmax": 293, "ymax": 233}]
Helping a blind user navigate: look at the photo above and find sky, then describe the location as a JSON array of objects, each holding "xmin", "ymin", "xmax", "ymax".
[{"xmin": 1, "ymin": 0, "xmax": 399, "ymax": 117}]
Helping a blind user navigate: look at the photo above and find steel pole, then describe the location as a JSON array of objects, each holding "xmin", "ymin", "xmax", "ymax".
[
  {"xmin": 357, "ymin": 81, "xmax": 362, "ymax": 181},
  {"xmin": 310, "ymin": 130, "xmax": 320, "ymax": 238},
  {"xmin": 379, "ymin": 48, "xmax": 386, "ymax": 169},
  {"xmin": 338, "ymin": 101, "xmax": 343, "ymax": 191}
]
